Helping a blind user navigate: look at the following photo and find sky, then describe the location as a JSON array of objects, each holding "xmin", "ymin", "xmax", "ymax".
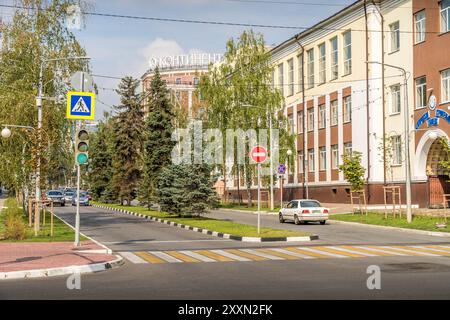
[{"xmin": 1, "ymin": 0, "xmax": 356, "ymax": 119}]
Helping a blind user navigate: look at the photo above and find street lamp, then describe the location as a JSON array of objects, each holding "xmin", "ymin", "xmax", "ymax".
[
  {"xmin": 367, "ymin": 61, "xmax": 413, "ymax": 223},
  {"xmin": 1, "ymin": 127, "xmax": 11, "ymax": 139}
]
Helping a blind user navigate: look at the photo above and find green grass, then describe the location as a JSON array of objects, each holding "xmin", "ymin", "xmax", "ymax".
[
  {"xmin": 219, "ymin": 203, "xmax": 281, "ymax": 212},
  {"xmin": 94, "ymin": 202, "xmax": 309, "ymax": 238},
  {"xmin": 0, "ymin": 206, "xmax": 86, "ymax": 243},
  {"xmin": 331, "ymin": 212, "xmax": 450, "ymax": 233}
]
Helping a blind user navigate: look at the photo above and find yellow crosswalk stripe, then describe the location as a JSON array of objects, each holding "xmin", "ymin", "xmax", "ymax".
[
  {"xmin": 426, "ymin": 245, "xmax": 450, "ymax": 252},
  {"xmin": 283, "ymin": 247, "xmax": 331, "ymax": 258},
  {"xmin": 404, "ymin": 246, "xmax": 450, "ymax": 256},
  {"xmin": 164, "ymin": 251, "xmax": 201, "ymax": 263},
  {"xmin": 225, "ymin": 249, "xmax": 268, "ymax": 261},
  {"xmin": 134, "ymin": 251, "xmax": 166, "ymax": 264},
  {"xmin": 371, "ymin": 246, "xmax": 427, "ymax": 256},
  {"xmin": 313, "ymin": 246, "xmax": 365, "ymax": 258},
  {"xmin": 256, "ymin": 248, "xmax": 300, "ymax": 260},
  {"xmin": 194, "ymin": 250, "xmax": 235, "ymax": 262},
  {"xmin": 340, "ymin": 246, "xmax": 393, "ymax": 256}
]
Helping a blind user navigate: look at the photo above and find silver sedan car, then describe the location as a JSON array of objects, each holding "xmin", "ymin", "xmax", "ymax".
[{"xmin": 279, "ymin": 199, "xmax": 329, "ymax": 225}]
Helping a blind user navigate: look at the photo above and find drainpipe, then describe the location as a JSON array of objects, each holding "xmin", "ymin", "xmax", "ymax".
[
  {"xmin": 294, "ymin": 35, "xmax": 308, "ymax": 199},
  {"xmin": 364, "ymin": 0, "xmax": 372, "ymax": 201},
  {"xmin": 372, "ymin": 0, "xmax": 387, "ymax": 186}
]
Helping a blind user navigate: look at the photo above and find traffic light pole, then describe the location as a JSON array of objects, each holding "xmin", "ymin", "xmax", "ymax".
[{"xmin": 75, "ymin": 162, "xmax": 81, "ymax": 246}]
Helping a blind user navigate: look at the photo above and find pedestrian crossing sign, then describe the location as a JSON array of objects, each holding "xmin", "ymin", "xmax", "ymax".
[{"xmin": 66, "ymin": 91, "xmax": 95, "ymax": 120}]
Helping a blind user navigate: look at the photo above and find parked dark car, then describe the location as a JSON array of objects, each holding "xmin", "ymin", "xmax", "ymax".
[{"xmin": 46, "ymin": 190, "xmax": 65, "ymax": 206}]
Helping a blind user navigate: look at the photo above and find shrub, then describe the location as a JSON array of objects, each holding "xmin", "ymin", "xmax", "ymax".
[{"xmin": 1, "ymin": 198, "xmax": 27, "ymax": 240}]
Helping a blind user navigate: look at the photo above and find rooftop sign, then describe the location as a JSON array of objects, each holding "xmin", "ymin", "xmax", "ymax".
[{"xmin": 149, "ymin": 53, "xmax": 223, "ymax": 70}]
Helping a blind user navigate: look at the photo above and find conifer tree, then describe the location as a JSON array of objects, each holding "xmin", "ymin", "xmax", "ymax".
[
  {"xmin": 139, "ymin": 68, "xmax": 176, "ymax": 208},
  {"xmin": 111, "ymin": 77, "xmax": 144, "ymax": 205}
]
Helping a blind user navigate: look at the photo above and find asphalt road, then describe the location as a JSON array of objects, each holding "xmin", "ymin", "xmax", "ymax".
[{"xmin": 1, "ymin": 205, "xmax": 450, "ymax": 300}]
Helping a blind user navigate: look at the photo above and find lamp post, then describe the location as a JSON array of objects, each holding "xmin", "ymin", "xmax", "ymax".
[{"xmin": 367, "ymin": 61, "xmax": 412, "ymax": 223}]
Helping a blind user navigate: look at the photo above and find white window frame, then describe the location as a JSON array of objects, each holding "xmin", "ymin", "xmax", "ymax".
[
  {"xmin": 415, "ymin": 10, "xmax": 426, "ymax": 43},
  {"xmin": 442, "ymin": 69, "xmax": 450, "ymax": 103},
  {"xmin": 331, "ymin": 144, "xmax": 339, "ymax": 169},
  {"xmin": 318, "ymin": 43, "xmax": 326, "ymax": 84},
  {"xmin": 415, "ymin": 76, "xmax": 427, "ymax": 109},
  {"xmin": 307, "ymin": 49, "xmax": 315, "ymax": 89},
  {"xmin": 391, "ymin": 84, "xmax": 401, "ymax": 114},
  {"xmin": 390, "ymin": 21, "xmax": 400, "ymax": 52},
  {"xmin": 307, "ymin": 108, "xmax": 314, "ymax": 132},
  {"xmin": 298, "ymin": 153, "xmax": 304, "ymax": 173},
  {"xmin": 319, "ymin": 104, "xmax": 326, "ymax": 129},
  {"xmin": 343, "ymin": 31, "xmax": 352, "ymax": 75},
  {"xmin": 331, "ymin": 100, "xmax": 338, "ymax": 126},
  {"xmin": 288, "ymin": 114, "xmax": 295, "ymax": 134},
  {"xmin": 278, "ymin": 63, "xmax": 284, "ymax": 94},
  {"xmin": 441, "ymin": 0, "xmax": 450, "ymax": 33},
  {"xmin": 287, "ymin": 58, "xmax": 294, "ymax": 96},
  {"xmin": 308, "ymin": 149, "xmax": 315, "ymax": 172},
  {"xmin": 392, "ymin": 135, "xmax": 403, "ymax": 165},
  {"xmin": 298, "ymin": 110, "xmax": 304, "ymax": 134},
  {"xmin": 297, "ymin": 54, "xmax": 304, "ymax": 93},
  {"xmin": 330, "ymin": 37, "xmax": 338, "ymax": 80},
  {"xmin": 343, "ymin": 96, "xmax": 352, "ymax": 123},
  {"xmin": 319, "ymin": 147, "xmax": 327, "ymax": 171},
  {"xmin": 344, "ymin": 142, "xmax": 352, "ymax": 155}
]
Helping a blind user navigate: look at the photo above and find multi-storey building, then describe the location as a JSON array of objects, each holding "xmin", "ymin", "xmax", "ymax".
[
  {"xmin": 141, "ymin": 53, "xmax": 223, "ymax": 118},
  {"xmin": 226, "ymin": 0, "xmax": 450, "ymax": 208}
]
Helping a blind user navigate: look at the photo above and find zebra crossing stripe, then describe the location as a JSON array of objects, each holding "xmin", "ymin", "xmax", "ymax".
[
  {"xmin": 283, "ymin": 247, "xmax": 331, "ymax": 258},
  {"xmin": 165, "ymin": 251, "xmax": 201, "ymax": 262},
  {"xmin": 211, "ymin": 250, "xmax": 252, "ymax": 262},
  {"xmin": 135, "ymin": 252, "xmax": 166, "ymax": 264},
  {"xmin": 240, "ymin": 249, "xmax": 285, "ymax": 260},
  {"xmin": 179, "ymin": 250, "xmax": 216, "ymax": 262},
  {"xmin": 405, "ymin": 246, "xmax": 450, "ymax": 256},
  {"xmin": 359, "ymin": 246, "xmax": 408, "ymax": 256},
  {"xmin": 411, "ymin": 246, "xmax": 450, "ymax": 255},
  {"xmin": 119, "ymin": 252, "xmax": 148, "ymax": 264},
  {"xmin": 342, "ymin": 246, "xmax": 394, "ymax": 256},
  {"xmin": 314, "ymin": 246, "xmax": 364, "ymax": 258},
  {"xmin": 194, "ymin": 250, "xmax": 235, "ymax": 262},
  {"xmin": 151, "ymin": 251, "xmax": 183, "ymax": 263},
  {"xmin": 297, "ymin": 247, "xmax": 348, "ymax": 258},
  {"xmin": 270, "ymin": 248, "xmax": 316, "ymax": 259},
  {"xmin": 258, "ymin": 248, "xmax": 302, "ymax": 260},
  {"xmin": 225, "ymin": 249, "xmax": 268, "ymax": 261},
  {"xmin": 334, "ymin": 247, "xmax": 379, "ymax": 257},
  {"xmin": 380, "ymin": 246, "xmax": 441, "ymax": 257},
  {"xmin": 430, "ymin": 245, "xmax": 450, "ymax": 252}
]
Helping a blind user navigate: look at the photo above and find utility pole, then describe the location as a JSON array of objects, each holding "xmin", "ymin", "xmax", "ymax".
[{"xmin": 74, "ymin": 71, "xmax": 84, "ymax": 247}]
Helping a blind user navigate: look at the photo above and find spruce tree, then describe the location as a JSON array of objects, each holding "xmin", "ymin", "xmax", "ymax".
[
  {"xmin": 111, "ymin": 77, "xmax": 144, "ymax": 205},
  {"xmin": 139, "ymin": 68, "xmax": 176, "ymax": 208}
]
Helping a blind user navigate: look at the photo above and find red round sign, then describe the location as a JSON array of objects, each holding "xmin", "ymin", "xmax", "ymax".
[{"xmin": 251, "ymin": 146, "xmax": 267, "ymax": 164}]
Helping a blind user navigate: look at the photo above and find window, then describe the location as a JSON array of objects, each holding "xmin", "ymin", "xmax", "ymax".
[
  {"xmin": 288, "ymin": 115, "xmax": 295, "ymax": 134},
  {"xmin": 331, "ymin": 100, "xmax": 338, "ymax": 126},
  {"xmin": 308, "ymin": 149, "xmax": 315, "ymax": 172},
  {"xmin": 287, "ymin": 58, "xmax": 294, "ymax": 96},
  {"xmin": 319, "ymin": 147, "xmax": 327, "ymax": 171},
  {"xmin": 415, "ymin": 10, "xmax": 426, "ymax": 43},
  {"xmin": 441, "ymin": 0, "xmax": 450, "ymax": 33},
  {"xmin": 390, "ymin": 21, "xmax": 400, "ymax": 52},
  {"xmin": 297, "ymin": 54, "xmax": 304, "ymax": 93},
  {"xmin": 392, "ymin": 135, "xmax": 402, "ymax": 165},
  {"xmin": 343, "ymin": 31, "xmax": 352, "ymax": 75},
  {"xmin": 298, "ymin": 152, "xmax": 304, "ymax": 173},
  {"xmin": 442, "ymin": 69, "xmax": 450, "ymax": 103},
  {"xmin": 415, "ymin": 77, "xmax": 427, "ymax": 109},
  {"xmin": 193, "ymin": 77, "xmax": 199, "ymax": 86},
  {"xmin": 331, "ymin": 145, "xmax": 339, "ymax": 169},
  {"xmin": 278, "ymin": 63, "xmax": 284, "ymax": 93},
  {"xmin": 391, "ymin": 84, "xmax": 401, "ymax": 114},
  {"xmin": 175, "ymin": 91, "xmax": 181, "ymax": 101},
  {"xmin": 344, "ymin": 142, "xmax": 352, "ymax": 155},
  {"xmin": 330, "ymin": 37, "xmax": 338, "ymax": 80},
  {"xmin": 176, "ymin": 78, "xmax": 182, "ymax": 85},
  {"xmin": 318, "ymin": 43, "xmax": 326, "ymax": 84},
  {"xmin": 319, "ymin": 104, "xmax": 326, "ymax": 129},
  {"xmin": 298, "ymin": 110, "xmax": 304, "ymax": 134},
  {"xmin": 307, "ymin": 49, "xmax": 315, "ymax": 88},
  {"xmin": 307, "ymin": 108, "xmax": 314, "ymax": 132},
  {"xmin": 343, "ymin": 96, "xmax": 352, "ymax": 123},
  {"xmin": 271, "ymin": 70, "xmax": 275, "ymax": 90}
]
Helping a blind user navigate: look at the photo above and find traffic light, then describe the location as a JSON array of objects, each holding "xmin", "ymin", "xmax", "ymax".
[{"xmin": 75, "ymin": 129, "xmax": 89, "ymax": 165}]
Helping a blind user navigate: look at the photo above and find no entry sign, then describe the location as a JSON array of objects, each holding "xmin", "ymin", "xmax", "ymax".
[{"xmin": 251, "ymin": 146, "xmax": 267, "ymax": 164}]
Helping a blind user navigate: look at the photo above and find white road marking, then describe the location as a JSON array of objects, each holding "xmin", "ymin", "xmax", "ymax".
[
  {"xmin": 210, "ymin": 250, "xmax": 251, "ymax": 262},
  {"xmin": 357, "ymin": 246, "xmax": 408, "ymax": 256},
  {"xmin": 151, "ymin": 251, "xmax": 183, "ymax": 263},
  {"xmin": 239, "ymin": 249, "xmax": 284, "ymax": 260},
  {"xmin": 298, "ymin": 247, "xmax": 348, "ymax": 258},
  {"xmin": 119, "ymin": 252, "xmax": 148, "ymax": 264},
  {"xmin": 179, "ymin": 250, "xmax": 216, "ymax": 262},
  {"xmin": 270, "ymin": 248, "xmax": 315, "ymax": 259},
  {"xmin": 380, "ymin": 246, "xmax": 441, "ymax": 257},
  {"xmin": 335, "ymin": 247, "xmax": 379, "ymax": 257},
  {"xmin": 102, "ymin": 239, "xmax": 230, "ymax": 245},
  {"xmin": 410, "ymin": 246, "xmax": 450, "ymax": 255}
]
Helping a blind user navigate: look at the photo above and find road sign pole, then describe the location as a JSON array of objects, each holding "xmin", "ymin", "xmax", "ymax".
[
  {"xmin": 75, "ymin": 163, "xmax": 81, "ymax": 246},
  {"xmin": 257, "ymin": 163, "xmax": 261, "ymax": 234},
  {"xmin": 280, "ymin": 176, "xmax": 283, "ymax": 209}
]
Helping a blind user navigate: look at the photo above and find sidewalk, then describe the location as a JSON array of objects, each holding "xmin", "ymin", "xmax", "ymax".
[{"xmin": 0, "ymin": 240, "xmax": 121, "ymax": 279}]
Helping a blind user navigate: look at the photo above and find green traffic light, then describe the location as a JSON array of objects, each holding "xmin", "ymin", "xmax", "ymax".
[{"xmin": 77, "ymin": 153, "xmax": 88, "ymax": 165}]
